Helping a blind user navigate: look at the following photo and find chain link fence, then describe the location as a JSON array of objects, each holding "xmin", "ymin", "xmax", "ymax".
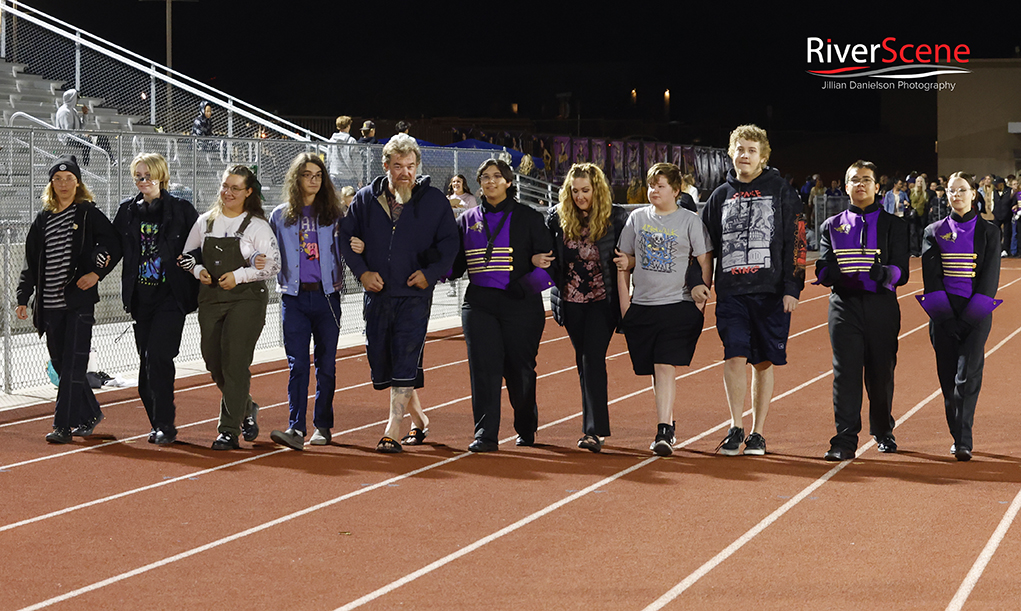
[
  {"xmin": 0, "ymin": 1, "xmax": 321, "ymax": 140},
  {"xmin": 0, "ymin": 127, "xmax": 510, "ymax": 393}
]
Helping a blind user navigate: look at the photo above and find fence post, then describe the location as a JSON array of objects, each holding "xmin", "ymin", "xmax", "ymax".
[
  {"xmin": 1, "ymin": 3, "xmax": 6, "ymax": 59},
  {"xmin": 191, "ymin": 136, "xmax": 197, "ymax": 207},
  {"xmin": 227, "ymin": 99, "xmax": 234, "ymax": 138},
  {"xmin": 116, "ymin": 135, "xmax": 122, "ymax": 205},
  {"xmin": 28, "ymin": 129, "xmax": 34, "ymax": 204},
  {"xmin": 74, "ymin": 30, "xmax": 81, "ymax": 91},
  {"xmin": 3, "ymin": 222, "xmax": 12, "ymax": 393},
  {"xmin": 149, "ymin": 64, "xmax": 156, "ymax": 127}
]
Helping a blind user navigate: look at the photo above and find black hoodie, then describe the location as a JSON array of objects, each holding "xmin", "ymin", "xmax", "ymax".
[{"xmin": 700, "ymin": 166, "xmax": 806, "ymax": 298}]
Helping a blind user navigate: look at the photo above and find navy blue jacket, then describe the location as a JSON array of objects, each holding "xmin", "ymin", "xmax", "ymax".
[{"xmin": 339, "ymin": 174, "xmax": 459, "ymax": 297}]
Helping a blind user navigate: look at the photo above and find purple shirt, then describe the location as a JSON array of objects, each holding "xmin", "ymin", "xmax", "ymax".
[{"xmin": 298, "ymin": 206, "xmax": 322, "ymax": 284}]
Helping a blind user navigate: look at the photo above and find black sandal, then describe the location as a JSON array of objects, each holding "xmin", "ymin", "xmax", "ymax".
[
  {"xmin": 376, "ymin": 436, "xmax": 403, "ymax": 453},
  {"xmin": 400, "ymin": 427, "xmax": 428, "ymax": 446},
  {"xmin": 577, "ymin": 435, "xmax": 603, "ymax": 453}
]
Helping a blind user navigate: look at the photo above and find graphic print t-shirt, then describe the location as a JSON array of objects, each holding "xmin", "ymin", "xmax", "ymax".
[
  {"xmin": 298, "ymin": 206, "xmax": 321, "ymax": 284},
  {"xmin": 138, "ymin": 218, "xmax": 163, "ymax": 286},
  {"xmin": 618, "ymin": 206, "xmax": 711, "ymax": 305},
  {"xmin": 719, "ymin": 191, "xmax": 775, "ymax": 273}
]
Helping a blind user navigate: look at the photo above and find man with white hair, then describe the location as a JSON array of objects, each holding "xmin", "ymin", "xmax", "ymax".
[{"xmin": 339, "ymin": 134, "xmax": 459, "ymax": 453}]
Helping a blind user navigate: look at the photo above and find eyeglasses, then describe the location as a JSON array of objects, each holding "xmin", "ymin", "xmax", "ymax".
[
  {"xmin": 480, "ymin": 173, "xmax": 505, "ymax": 183},
  {"xmin": 134, "ymin": 175, "xmax": 156, "ymax": 184},
  {"xmin": 300, "ymin": 172, "xmax": 323, "ymax": 181},
  {"xmin": 51, "ymin": 176, "xmax": 77, "ymax": 185},
  {"xmin": 848, "ymin": 177, "xmax": 876, "ymax": 186},
  {"xmin": 947, "ymin": 188, "xmax": 972, "ymax": 196},
  {"xmin": 221, "ymin": 184, "xmax": 248, "ymax": 194}
]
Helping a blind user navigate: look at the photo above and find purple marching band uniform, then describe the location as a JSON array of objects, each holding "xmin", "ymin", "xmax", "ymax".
[
  {"xmin": 455, "ymin": 200, "xmax": 554, "ymax": 446},
  {"xmin": 917, "ymin": 211, "xmax": 1002, "ymax": 455},
  {"xmin": 815, "ymin": 202, "xmax": 909, "ymax": 454}
]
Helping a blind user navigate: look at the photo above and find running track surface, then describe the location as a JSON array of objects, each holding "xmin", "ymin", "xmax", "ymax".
[{"xmin": 4, "ymin": 264, "xmax": 1021, "ymax": 611}]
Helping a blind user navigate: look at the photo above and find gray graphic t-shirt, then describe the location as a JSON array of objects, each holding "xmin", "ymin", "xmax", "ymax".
[{"xmin": 618, "ymin": 205, "xmax": 711, "ymax": 306}]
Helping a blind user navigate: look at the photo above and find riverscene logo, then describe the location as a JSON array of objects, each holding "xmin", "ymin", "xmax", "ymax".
[{"xmin": 806, "ymin": 37, "xmax": 970, "ymax": 91}]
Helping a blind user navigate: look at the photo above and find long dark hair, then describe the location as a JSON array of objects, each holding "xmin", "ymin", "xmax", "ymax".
[
  {"xmin": 214, "ymin": 165, "xmax": 266, "ymax": 220},
  {"xmin": 446, "ymin": 174, "xmax": 470, "ymax": 196},
  {"xmin": 281, "ymin": 153, "xmax": 341, "ymax": 226}
]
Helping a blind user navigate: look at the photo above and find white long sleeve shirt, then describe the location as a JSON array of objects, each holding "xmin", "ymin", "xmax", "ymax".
[{"xmin": 183, "ymin": 210, "xmax": 281, "ymax": 283}]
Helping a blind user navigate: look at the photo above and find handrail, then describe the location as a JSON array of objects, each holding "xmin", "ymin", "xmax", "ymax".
[
  {"xmin": 10, "ymin": 111, "xmax": 104, "ymax": 156},
  {"xmin": 8, "ymin": 112, "xmax": 111, "ymax": 187},
  {"xmin": 0, "ymin": 0, "xmax": 326, "ymax": 142}
]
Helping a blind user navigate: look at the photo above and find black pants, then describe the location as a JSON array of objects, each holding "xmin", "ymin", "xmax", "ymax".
[
  {"xmin": 931, "ymin": 315, "xmax": 991, "ymax": 452},
  {"xmin": 995, "ymin": 217, "xmax": 1013, "ymax": 255},
  {"xmin": 828, "ymin": 290, "xmax": 899, "ymax": 450},
  {"xmin": 133, "ymin": 299, "xmax": 186, "ymax": 435},
  {"xmin": 462, "ymin": 286, "xmax": 545, "ymax": 443},
  {"xmin": 44, "ymin": 303, "xmax": 101, "ymax": 430},
  {"xmin": 563, "ymin": 300, "xmax": 616, "ymax": 437}
]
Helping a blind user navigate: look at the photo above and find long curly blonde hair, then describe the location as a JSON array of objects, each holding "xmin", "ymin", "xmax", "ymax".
[{"xmin": 558, "ymin": 163, "xmax": 612, "ymax": 242}]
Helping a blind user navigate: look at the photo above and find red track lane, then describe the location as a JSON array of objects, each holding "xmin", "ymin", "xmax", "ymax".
[{"xmin": 4, "ymin": 265, "xmax": 1021, "ymax": 611}]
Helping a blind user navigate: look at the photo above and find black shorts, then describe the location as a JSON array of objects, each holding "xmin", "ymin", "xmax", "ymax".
[
  {"xmin": 363, "ymin": 293, "xmax": 429, "ymax": 390},
  {"xmin": 621, "ymin": 301, "xmax": 704, "ymax": 376},
  {"xmin": 715, "ymin": 292, "xmax": 791, "ymax": 365}
]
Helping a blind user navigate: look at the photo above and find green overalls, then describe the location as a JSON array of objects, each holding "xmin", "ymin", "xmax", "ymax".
[{"xmin": 197, "ymin": 213, "xmax": 268, "ymax": 436}]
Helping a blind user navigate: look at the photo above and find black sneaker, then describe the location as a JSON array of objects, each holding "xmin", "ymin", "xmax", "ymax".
[
  {"xmin": 71, "ymin": 412, "xmax": 104, "ymax": 437},
  {"xmin": 45, "ymin": 427, "xmax": 73, "ymax": 444},
  {"xmin": 211, "ymin": 432, "xmax": 239, "ymax": 450},
  {"xmin": 147, "ymin": 429, "xmax": 158, "ymax": 444},
  {"xmin": 650, "ymin": 421, "xmax": 676, "ymax": 456},
  {"xmin": 716, "ymin": 426, "xmax": 744, "ymax": 456},
  {"xmin": 743, "ymin": 432, "xmax": 767, "ymax": 456},
  {"xmin": 241, "ymin": 402, "xmax": 259, "ymax": 442}
]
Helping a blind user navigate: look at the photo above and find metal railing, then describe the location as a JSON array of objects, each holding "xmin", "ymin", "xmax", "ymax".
[
  {"xmin": 0, "ymin": 127, "xmax": 511, "ymax": 393},
  {"xmin": 516, "ymin": 174, "xmax": 561, "ymax": 208},
  {"xmin": 0, "ymin": 0, "xmax": 324, "ymax": 141}
]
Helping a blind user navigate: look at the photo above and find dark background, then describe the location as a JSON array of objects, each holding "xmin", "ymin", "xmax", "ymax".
[{"xmin": 24, "ymin": 0, "xmax": 1021, "ymax": 182}]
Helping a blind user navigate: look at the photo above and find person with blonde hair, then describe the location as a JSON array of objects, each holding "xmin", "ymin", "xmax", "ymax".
[
  {"xmin": 182, "ymin": 165, "xmax": 280, "ymax": 450},
  {"xmin": 111, "ymin": 152, "xmax": 199, "ymax": 444},
  {"xmin": 918, "ymin": 171, "xmax": 1002, "ymax": 461},
  {"xmin": 700, "ymin": 124, "xmax": 806, "ymax": 457},
  {"xmin": 268, "ymin": 153, "xmax": 344, "ymax": 450},
  {"xmin": 16, "ymin": 156, "xmax": 121, "ymax": 443},
  {"xmin": 546, "ymin": 163, "xmax": 629, "ymax": 452}
]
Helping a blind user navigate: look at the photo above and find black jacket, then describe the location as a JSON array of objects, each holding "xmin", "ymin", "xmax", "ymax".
[
  {"xmin": 700, "ymin": 167, "xmax": 806, "ymax": 299},
  {"xmin": 112, "ymin": 190, "xmax": 200, "ymax": 316},
  {"xmin": 546, "ymin": 204, "xmax": 629, "ymax": 326},
  {"xmin": 17, "ymin": 201, "xmax": 122, "ymax": 335}
]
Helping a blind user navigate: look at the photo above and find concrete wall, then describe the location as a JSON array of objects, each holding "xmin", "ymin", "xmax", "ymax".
[{"xmin": 938, "ymin": 59, "xmax": 1021, "ymax": 179}]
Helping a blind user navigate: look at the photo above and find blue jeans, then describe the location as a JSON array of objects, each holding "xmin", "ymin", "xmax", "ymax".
[{"xmin": 282, "ymin": 290, "xmax": 341, "ymax": 434}]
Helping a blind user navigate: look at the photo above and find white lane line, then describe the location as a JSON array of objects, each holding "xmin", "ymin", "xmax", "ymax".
[
  {"xmin": 0, "ymin": 349, "xmax": 483, "ymax": 467},
  {"xmin": 945, "ymin": 324, "xmax": 1021, "ymax": 611},
  {"xmin": 7, "ymin": 294, "xmax": 844, "ymax": 609},
  {"xmin": 0, "ymin": 330, "xmax": 565, "ymax": 415},
  {"xmin": 644, "ymin": 318, "xmax": 1021, "ymax": 611}
]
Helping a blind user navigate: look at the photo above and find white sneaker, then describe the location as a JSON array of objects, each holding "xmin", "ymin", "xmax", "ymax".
[
  {"xmin": 1002, "ymin": 250, "xmax": 1008, "ymax": 257},
  {"xmin": 309, "ymin": 428, "xmax": 331, "ymax": 445}
]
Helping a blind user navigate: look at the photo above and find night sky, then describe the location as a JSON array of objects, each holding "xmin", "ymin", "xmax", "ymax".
[{"xmin": 21, "ymin": 1, "xmax": 1021, "ymax": 177}]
